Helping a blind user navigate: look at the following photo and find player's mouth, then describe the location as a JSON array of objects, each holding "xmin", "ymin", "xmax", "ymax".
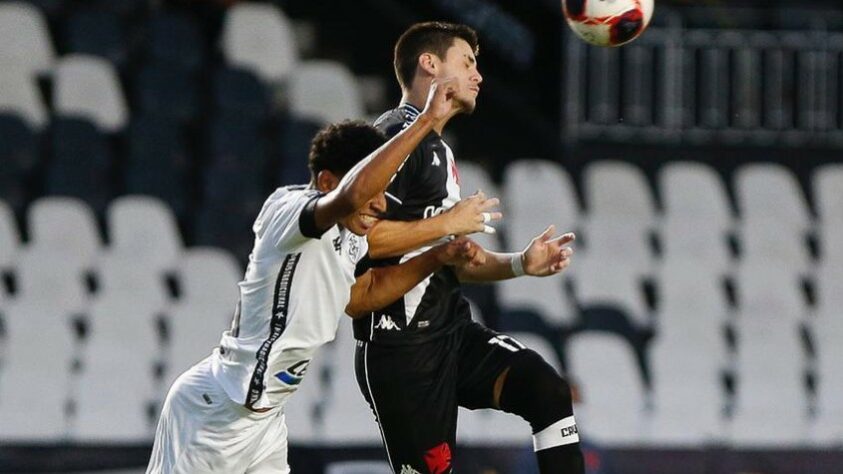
[
  {"xmin": 358, "ymin": 213, "xmax": 380, "ymax": 230},
  {"xmin": 469, "ymin": 86, "xmax": 480, "ymax": 95}
]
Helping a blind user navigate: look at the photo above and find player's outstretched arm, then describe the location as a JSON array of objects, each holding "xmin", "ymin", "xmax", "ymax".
[
  {"xmin": 366, "ymin": 191, "xmax": 502, "ymax": 259},
  {"xmin": 346, "ymin": 237, "xmax": 484, "ymax": 318},
  {"xmin": 311, "ymin": 78, "xmax": 459, "ymax": 232},
  {"xmin": 455, "ymin": 226, "xmax": 575, "ymax": 283}
]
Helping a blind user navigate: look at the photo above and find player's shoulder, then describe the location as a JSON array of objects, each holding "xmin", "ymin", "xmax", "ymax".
[
  {"xmin": 266, "ymin": 185, "xmax": 319, "ymax": 207},
  {"xmin": 373, "ymin": 103, "xmax": 424, "ymax": 138},
  {"xmin": 254, "ymin": 185, "xmax": 321, "ymax": 234}
]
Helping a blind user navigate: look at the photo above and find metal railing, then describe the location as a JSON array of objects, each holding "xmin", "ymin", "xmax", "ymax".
[{"xmin": 563, "ymin": 13, "xmax": 843, "ymax": 148}]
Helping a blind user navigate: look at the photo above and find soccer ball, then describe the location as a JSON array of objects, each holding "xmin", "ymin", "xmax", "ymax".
[{"xmin": 563, "ymin": 0, "xmax": 654, "ymax": 47}]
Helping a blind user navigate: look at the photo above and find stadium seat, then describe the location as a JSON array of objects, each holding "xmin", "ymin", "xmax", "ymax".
[
  {"xmin": 64, "ymin": 10, "xmax": 127, "ymax": 67},
  {"xmin": 325, "ymin": 461, "xmax": 394, "ymax": 474},
  {"xmin": 14, "ymin": 250, "xmax": 89, "ymax": 310},
  {"xmin": 567, "ymin": 332, "xmax": 649, "ymax": 445},
  {"xmin": 47, "ymin": 117, "xmax": 113, "ymax": 212},
  {"xmin": 54, "ymin": 55, "xmax": 129, "ymax": 132},
  {"xmin": 734, "ymin": 163, "xmax": 812, "ymax": 230},
  {"xmin": 147, "ymin": 11, "xmax": 204, "ymax": 71},
  {"xmin": 583, "ymin": 160, "xmax": 656, "ymax": 221},
  {"xmin": 0, "ymin": 114, "xmax": 39, "ymax": 212},
  {"xmin": 107, "ymin": 196, "xmax": 184, "ymax": 276},
  {"xmin": 321, "ymin": 318, "xmax": 382, "ymax": 444},
  {"xmin": 288, "ymin": 60, "xmax": 365, "ymax": 124},
  {"xmin": 568, "ymin": 256, "xmax": 652, "ymax": 328},
  {"xmin": 221, "ymin": 2, "xmax": 298, "ymax": 83},
  {"xmin": 159, "ymin": 301, "xmax": 231, "ymax": 393},
  {"xmin": 28, "ymin": 196, "xmax": 102, "ymax": 266},
  {"xmin": 0, "ymin": 65, "xmax": 48, "ymax": 130},
  {"xmin": 96, "ymin": 253, "xmax": 169, "ymax": 310},
  {"xmin": 284, "ymin": 340, "xmax": 337, "ymax": 444},
  {"xmin": 730, "ymin": 317, "xmax": 809, "ymax": 446},
  {"xmin": 735, "ymin": 261, "xmax": 806, "ymax": 319},
  {"xmin": 125, "ymin": 116, "xmax": 191, "ymax": 215},
  {"xmin": 457, "ymin": 407, "xmax": 532, "ymax": 445},
  {"xmin": 177, "ymin": 248, "xmax": 242, "ymax": 309},
  {"xmin": 135, "ymin": 64, "xmax": 198, "ymax": 124},
  {"xmin": 213, "ymin": 67, "xmax": 270, "ymax": 120},
  {"xmin": 0, "ymin": 200, "xmax": 20, "ymax": 275},
  {"xmin": 660, "ymin": 217, "xmax": 732, "ymax": 273},
  {"xmin": 73, "ymin": 297, "xmax": 158, "ymax": 442},
  {"xmin": 659, "ymin": 161, "xmax": 733, "ymax": 228},
  {"xmin": 0, "ymin": 2, "xmax": 55, "ymax": 76},
  {"xmin": 739, "ymin": 217, "xmax": 813, "ymax": 269},
  {"xmin": 499, "ymin": 160, "xmax": 580, "ymax": 327},
  {"xmin": 811, "ymin": 277, "xmax": 843, "ymax": 444},
  {"xmin": 582, "ymin": 161, "xmax": 656, "ymax": 270},
  {"xmin": 507, "ymin": 332, "xmax": 563, "ymax": 373},
  {"xmin": 818, "ymin": 222, "xmax": 843, "ymax": 267},
  {"xmin": 0, "ymin": 301, "xmax": 75, "ymax": 441},
  {"xmin": 457, "ymin": 160, "xmax": 502, "ymax": 251},
  {"xmin": 649, "ymin": 262, "xmax": 728, "ymax": 445},
  {"xmin": 813, "ymin": 164, "xmax": 843, "ymax": 225}
]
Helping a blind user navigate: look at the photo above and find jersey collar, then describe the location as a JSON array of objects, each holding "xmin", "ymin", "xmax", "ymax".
[{"xmin": 400, "ymin": 102, "xmax": 422, "ymax": 121}]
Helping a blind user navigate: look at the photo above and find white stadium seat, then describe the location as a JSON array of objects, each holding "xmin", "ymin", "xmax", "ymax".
[
  {"xmin": 583, "ymin": 160, "xmax": 655, "ymax": 221},
  {"xmin": 288, "ymin": 60, "xmax": 364, "ymax": 124},
  {"xmin": 458, "ymin": 160, "xmax": 502, "ymax": 251},
  {"xmin": 177, "ymin": 247, "xmax": 242, "ymax": 308},
  {"xmin": 568, "ymin": 256, "xmax": 651, "ymax": 328},
  {"xmin": 736, "ymin": 261, "xmax": 806, "ymax": 320},
  {"xmin": 0, "ymin": 2, "xmax": 56, "ymax": 76},
  {"xmin": 739, "ymin": 217, "xmax": 812, "ymax": 270},
  {"xmin": 28, "ymin": 197, "xmax": 102, "ymax": 265},
  {"xmin": 656, "ymin": 261, "xmax": 728, "ymax": 342},
  {"xmin": 325, "ymin": 461, "xmax": 393, "ymax": 474},
  {"xmin": 568, "ymin": 333, "xmax": 648, "ymax": 445},
  {"xmin": 659, "ymin": 161, "xmax": 732, "ymax": 230},
  {"xmin": 54, "ymin": 55, "xmax": 128, "ymax": 132},
  {"xmin": 0, "ymin": 64, "xmax": 48, "ymax": 130},
  {"xmin": 0, "ymin": 200, "xmax": 20, "ymax": 273},
  {"xmin": 107, "ymin": 196, "xmax": 184, "ymax": 275},
  {"xmin": 15, "ymin": 250, "xmax": 89, "ymax": 310},
  {"xmin": 660, "ymin": 217, "xmax": 732, "ymax": 273},
  {"xmin": 735, "ymin": 163, "xmax": 811, "ymax": 230},
  {"xmin": 221, "ymin": 2, "xmax": 298, "ymax": 83},
  {"xmin": 813, "ymin": 164, "xmax": 843, "ymax": 225}
]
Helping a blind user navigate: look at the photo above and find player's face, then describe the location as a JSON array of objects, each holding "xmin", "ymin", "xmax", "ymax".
[
  {"xmin": 437, "ymin": 38, "xmax": 483, "ymax": 113},
  {"xmin": 342, "ymin": 192, "xmax": 387, "ymax": 236}
]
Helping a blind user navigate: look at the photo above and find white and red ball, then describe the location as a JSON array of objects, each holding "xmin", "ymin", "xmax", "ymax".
[{"xmin": 563, "ymin": 0, "xmax": 654, "ymax": 47}]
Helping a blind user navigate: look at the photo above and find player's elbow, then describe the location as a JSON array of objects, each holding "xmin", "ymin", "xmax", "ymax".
[{"xmin": 344, "ymin": 303, "xmax": 367, "ymax": 319}]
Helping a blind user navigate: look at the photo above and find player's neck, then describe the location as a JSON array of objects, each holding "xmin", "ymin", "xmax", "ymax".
[{"xmin": 401, "ymin": 91, "xmax": 451, "ymax": 136}]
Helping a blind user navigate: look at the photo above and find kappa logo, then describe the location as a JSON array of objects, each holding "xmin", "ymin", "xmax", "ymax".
[
  {"xmin": 374, "ymin": 314, "xmax": 401, "ymax": 331},
  {"xmin": 424, "ymin": 442, "xmax": 452, "ymax": 474},
  {"xmin": 400, "ymin": 466, "xmax": 422, "ymax": 474},
  {"xmin": 431, "ymin": 151, "xmax": 441, "ymax": 167},
  {"xmin": 275, "ymin": 359, "xmax": 311, "ymax": 386}
]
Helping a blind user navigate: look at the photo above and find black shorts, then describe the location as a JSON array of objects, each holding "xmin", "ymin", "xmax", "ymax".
[{"xmin": 354, "ymin": 321, "xmax": 534, "ymax": 474}]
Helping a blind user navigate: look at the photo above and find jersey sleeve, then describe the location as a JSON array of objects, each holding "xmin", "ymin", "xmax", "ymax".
[{"xmin": 257, "ymin": 189, "xmax": 327, "ymax": 251}]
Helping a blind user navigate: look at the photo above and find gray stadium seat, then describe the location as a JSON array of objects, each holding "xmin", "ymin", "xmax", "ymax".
[
  {"xmin": 325, "ymin": 461, "xmax": 393, "ymax": 474},
  {"xmin": 813, "ymin": 164, "xmax": 843, "ymax": 224},
  {"xmin": 28, "ymin": 197, "xmax": 102, "ymax": 267},
  {"xmin": 177, "ymin": 248, "xmax": 242, "ymax": 308},
  {"xmin": 659, "ymin": 161, "xmax": 732, "ymax": 229},
  {"xmin": 15, "ymin": 250, "xmax": 89, "ymax": 310},
  {"xmin": 54, "ymin": 55, "xmax": 129, "ymax": 132},
  {"xmin": 221, "ymin": 3, "xmax": 298, "ymax": 84},
  {"xmin": 289, "ymin": 60, "xmax": 365, "ymax": 124},
  {"xmin": 584, "ymin": 160, "xmax": 655, "ymax": 221},
  {"xmin": 107, "ymin": 196, "xmax": 184, "ymax": 276},
  {"xmin": 160, "ymin": 302, "xmax": 231, "ymax": 394},
  {"xmin": 0, "ymin": 200, "xmax": 20, "ymax": 275},
  {"xmin": 735, "ymin": 163, "xmax": 812, "ymax": 235},
  {"xmin": 499, "ymin": 160, "xmax": 579, "ymax": 327},
  {"xmin": 0, "ymin": 2, "xmax": 55, "ymax": 76},
  {"xmin": 0, "ymin": 65, "xmax": 48, "ymax": 130},
  {"xmin": 567, "ymin": 332, "xmax": 649, "ymax": 445}
]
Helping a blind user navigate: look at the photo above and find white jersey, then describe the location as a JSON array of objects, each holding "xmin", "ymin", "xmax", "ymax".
[{"xmin": 210, "ymin": 185, "xmax": 367, "ymax": 410}]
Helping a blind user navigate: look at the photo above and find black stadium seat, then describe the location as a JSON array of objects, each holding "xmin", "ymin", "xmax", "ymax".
[{"xmin": 64, "ymin": 10, "xmax": 127, "ymax": 66}]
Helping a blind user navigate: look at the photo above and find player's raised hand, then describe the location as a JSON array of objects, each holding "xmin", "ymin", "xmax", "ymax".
[
  {"xmin": 422, "ymin": 77, "xmax": 461, "ymax": 121},
  {"xmin": 521, "ymin": 225, "xmax": 575, "ymax": 277},
  {"xmin": 437, "ymin": 237, "xmax": 486, "ymax": 268},
  {"xmin": 442, "ymin": 190, "xmax": 502, "ymax": 236}
]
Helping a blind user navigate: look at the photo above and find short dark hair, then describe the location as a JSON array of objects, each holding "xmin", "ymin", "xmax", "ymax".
[
  {"xmin": 394, "ymin": 21, "xmax": 479, "ymax": 90},
  {"xmin": 308, "ymin": 121, "xmax": 387, "ymax": 183}
]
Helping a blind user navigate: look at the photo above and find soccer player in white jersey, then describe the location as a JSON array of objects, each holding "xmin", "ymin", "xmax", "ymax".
[{"xmin": 146, "ymin": 78, "xmax": 489, "ymax": 474}]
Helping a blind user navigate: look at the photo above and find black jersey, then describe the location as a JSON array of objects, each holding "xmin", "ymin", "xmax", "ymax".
[{"xmin": 353, "ymin": 103, "xmax": 472, "ymax": 345}]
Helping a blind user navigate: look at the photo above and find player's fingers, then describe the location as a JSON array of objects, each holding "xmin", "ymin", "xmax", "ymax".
[
  {"xmin": 471, "ymin": 189, "xmax": 486, "ymax": 200},
  {"xmin": 479, "ymin": 197, "xmax": 500, "ymax": 211},
  {"xmin": 539, "ymin": 225, "xmax": 556, "ymax": 242},
  {"xmin": 548, "ymin": 232, "xmax": 576, "ymax": 246}
]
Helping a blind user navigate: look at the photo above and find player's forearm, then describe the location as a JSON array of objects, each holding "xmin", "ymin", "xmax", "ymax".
[
  {"xmin": 366, "ymin": 217, "xmax": 452, "ymax": 259},
  {"xmin": 455, "ymin": 250, "xmax": 520, "ymax": 283},
  {"xmin": 334, "ymin": 114, "xmax": 436, "ymax": 214},
  {"xmin": 345, "ymin": 248, "xmax": 446, "ymax": 318}
]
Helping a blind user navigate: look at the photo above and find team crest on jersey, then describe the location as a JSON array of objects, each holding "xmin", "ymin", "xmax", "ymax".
[
  {"xmin": 275, "ymin": 359, "xmax": 310, "ymax": 386},
  {"xmin": 347, "ymin": 234, "xmax": 361, "ymax": 261}
]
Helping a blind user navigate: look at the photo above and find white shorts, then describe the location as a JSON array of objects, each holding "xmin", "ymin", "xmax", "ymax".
[{"xmin": 146, "ymin": 356, "xmax": 290, "ymax": 474}]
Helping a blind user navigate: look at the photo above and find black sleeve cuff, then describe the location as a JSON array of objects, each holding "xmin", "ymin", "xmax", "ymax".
[{"xmin": 299, "ymin": 193, "xmax": 329, "ymax": 239}]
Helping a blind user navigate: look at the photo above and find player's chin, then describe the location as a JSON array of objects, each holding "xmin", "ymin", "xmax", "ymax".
[
  {"xmin": 458, "ymin": 97, "xmax": 477, "ymax": 114},
  {"xmin": 349, "ymin": 215, "xmax": 378, "ymax": 236}
]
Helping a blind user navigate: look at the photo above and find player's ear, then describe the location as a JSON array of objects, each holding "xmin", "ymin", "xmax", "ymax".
[
  {"xmin": 316, "ymin": 170, "xmax": 340, "ymax": 193},
  {"xmin": 418, "ymin": 52, "xmax": 437, "ymax": 76}
]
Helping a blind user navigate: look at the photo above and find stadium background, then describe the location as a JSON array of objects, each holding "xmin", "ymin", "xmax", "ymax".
[{"xmin": 1, "ymin": 0, "xmax": 842, "ymax": 472}]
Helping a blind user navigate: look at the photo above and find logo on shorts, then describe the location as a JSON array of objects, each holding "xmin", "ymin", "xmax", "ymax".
[
  {"xmin": 374, "ymin": 315, "xmax": 401, "ymax": 331},
  {"xmin": 424, "ymin": 442, "xmax": 452, "ymax": 474},
  {"xmin": 275, "ymin": 359, "xmax": 310, "ymax": 386},
  {"xmin": 400, "ymin": 466, "xmax": 422, "ymax": 474}
]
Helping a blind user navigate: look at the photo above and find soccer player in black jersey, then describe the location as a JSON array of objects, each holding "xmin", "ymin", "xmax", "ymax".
[{"xmin": 350, "ymin": 22, "xmax": 584, "ymax": 474}]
